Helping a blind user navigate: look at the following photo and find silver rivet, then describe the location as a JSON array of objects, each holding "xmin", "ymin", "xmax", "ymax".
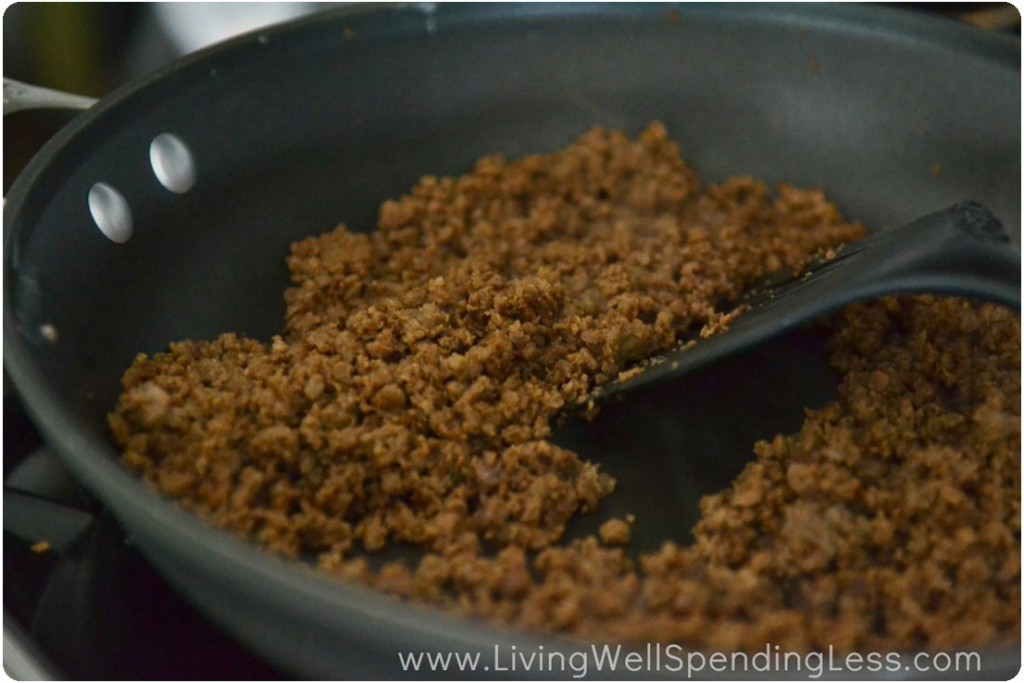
[
  {"xmin": 257, "ymin": 34, "xmax": 269, "ymax": 45},
  {"xmin": 150, "ymin": 133, "xmax": 196, "ymax": 194},
  {"xmin": 88, "ymin": 182, "xmax": 133, "ymax": 243},
  {"xmin": 39, "ymin": 323, "xmax": 58, "ymax": 343}
]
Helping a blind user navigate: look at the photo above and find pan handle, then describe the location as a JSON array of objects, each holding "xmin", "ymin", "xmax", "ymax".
[{"xmin": 3, "ymin": 78, "xmax": 97, "ymax": 116}]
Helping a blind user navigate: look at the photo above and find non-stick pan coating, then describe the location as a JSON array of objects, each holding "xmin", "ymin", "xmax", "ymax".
[{"xmin": 4, "ymin": 4, "xmax": 1020, "ymax": 678}]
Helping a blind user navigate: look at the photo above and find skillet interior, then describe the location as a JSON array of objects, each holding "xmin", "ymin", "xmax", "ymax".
[{"xmin": 4, "ymin": 4, "xmax": 1020, "ymax": 678}]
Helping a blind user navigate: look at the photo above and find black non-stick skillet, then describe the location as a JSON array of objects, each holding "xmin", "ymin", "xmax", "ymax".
[{"xmin": 4, "ymin": 4, "xmax": 1020, "ymax": 678}]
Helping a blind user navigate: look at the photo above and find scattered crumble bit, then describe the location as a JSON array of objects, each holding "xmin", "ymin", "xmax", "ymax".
[
  {"xmin": 599, "ymin": 518, "xmax": 632, "ymax": 545},
  {"xmin": 616, "ymin": 366, "xmax": 644, "ymax": 383},
  {"xmin": 699, "ymin": 304, "xmax": 749, "ymax": 339}
]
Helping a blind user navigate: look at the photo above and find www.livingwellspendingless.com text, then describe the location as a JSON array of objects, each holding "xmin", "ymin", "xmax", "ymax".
[{"xmin": 397, "ymin": 642, "xmax": 983, "ymax": 678}]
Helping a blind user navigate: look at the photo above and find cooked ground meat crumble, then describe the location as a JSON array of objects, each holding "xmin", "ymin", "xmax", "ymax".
[{"xmin": 109, "ymin": 123, "xmax": 1020, "ymax": 654}]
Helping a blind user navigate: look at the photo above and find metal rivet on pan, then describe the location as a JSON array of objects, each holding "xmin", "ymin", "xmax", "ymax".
[
  {"xmin": 150, "ymin": 133, "xmax": 196, "ymax": 194},
  {"xmin": 88, "ymin": 182, "xmax": 133, "ymax": 243},
  {"xmin": 39, "ymin": 323, "xmax": 58, "ymax": 343}
]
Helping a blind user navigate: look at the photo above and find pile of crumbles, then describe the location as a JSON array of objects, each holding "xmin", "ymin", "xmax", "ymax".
[{"xmin": 110, "ymin": 123, "xmax": 1020, "ymax": 654}]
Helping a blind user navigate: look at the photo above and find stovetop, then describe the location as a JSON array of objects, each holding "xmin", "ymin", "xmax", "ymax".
[{"xmin": 3, "ymin": 384, "xmax": 284, "ymax": 679}]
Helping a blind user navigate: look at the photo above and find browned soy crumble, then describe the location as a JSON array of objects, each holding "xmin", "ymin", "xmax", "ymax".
[{"xmin": 110, "ymin": 123, "xmax": 1020, "ymax": 654}]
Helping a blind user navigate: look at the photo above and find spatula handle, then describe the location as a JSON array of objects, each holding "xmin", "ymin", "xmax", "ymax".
[
  {"xmin": 838, "ymin": 201, "xmax": 1020, "ymax": 310},
  {"xmin": 3, "ymin": 79, "xmax": 97, "ymax": 117}
]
